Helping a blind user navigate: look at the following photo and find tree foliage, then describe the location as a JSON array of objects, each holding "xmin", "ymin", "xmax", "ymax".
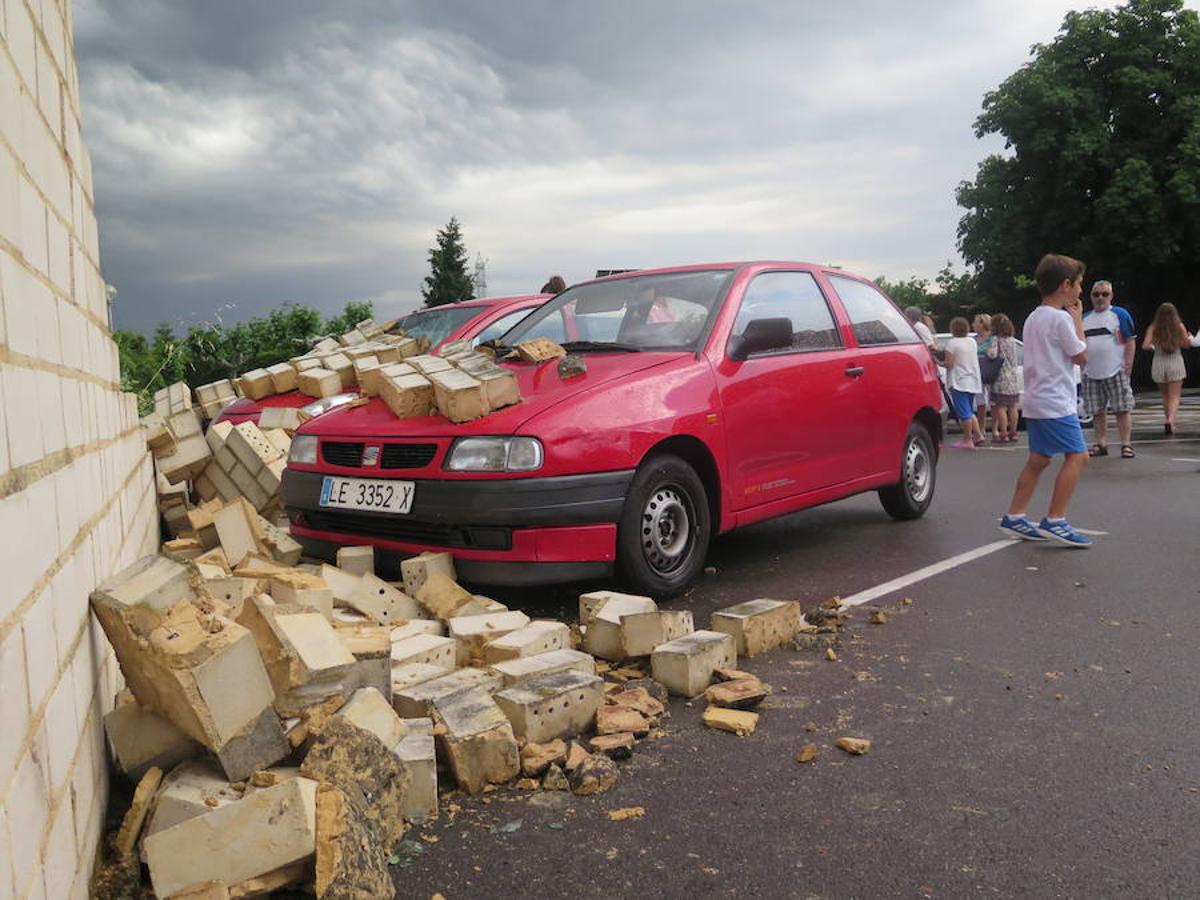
[
  {"xmin": 876, "ymin": 263, "xmax": 982, "ymax": 329},
  {"xmin": 116, "ymin": 300, "xmax": 372, "ymax": 413},
  {"xmin": 421, "ymin": 217, "xmax": 475, "ymax": 308},
  {"xmin": 957, "ymin": 0, "xmax": 1200, "ymax": 337}
]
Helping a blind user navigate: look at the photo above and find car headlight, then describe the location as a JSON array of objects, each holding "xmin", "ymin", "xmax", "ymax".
[
  {"xmin": 289, "ymin": 434, "xmax": 318, "ymax": 465},
  {"xmin": 300, "ymin": 392, "xmax": 359, "ymax": 417},
  {"xmin": 445, "ymin": 437, "xmax": 543, "ymax": 472}
]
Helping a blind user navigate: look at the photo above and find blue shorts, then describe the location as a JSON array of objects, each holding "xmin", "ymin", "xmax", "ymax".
[
  {"xmin": 950, "ymin": 388, "xmax": 976, "ymax": 421},
  {"xmin": 1027, "ymin": 415, "xmax": 1087, "ymax": 457}
]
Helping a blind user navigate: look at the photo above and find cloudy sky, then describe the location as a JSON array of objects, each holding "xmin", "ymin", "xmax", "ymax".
[{"xmin": 76, "ymin": 0, "xmax": 1123, "ymax": 333}]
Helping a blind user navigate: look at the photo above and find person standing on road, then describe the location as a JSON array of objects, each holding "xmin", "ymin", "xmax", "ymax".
[
  {"xmin": 989, "ymin": 313, "xmax": 1022, "ymax": 442},
  {"xmin": 973, "ymin": 314, "xmax": 996, "ymax": 430},
  {"xmin": 1142, "ymin": 302, "xmax": 1199, "ymax": 435},
  {"xmin": 906, "ymin": 306, "xmax": 936, "ymax": 350},
  {"xmin": 1081, "ymin": 280, "xmax": 1137, "ymax": 458},
  {"xmin": 1000, "ymin": 253, "xmax": 1092, "ymax": 547},
  {"xmin": 942, "ymin": 317, "xmax": 986, "ymax": 448}
]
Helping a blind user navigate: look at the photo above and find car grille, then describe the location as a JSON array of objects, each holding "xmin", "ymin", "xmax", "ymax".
[
  {"xmin": 303, "ymin": 510, "xmax": 511, "ymax": 550},
  {"xmin": 321, "ymin": 441, "xmax": 364, "ymax": 467},
  {"xmin": 380, "ymin": 443, "xmax": 438, "ymax": 469}
]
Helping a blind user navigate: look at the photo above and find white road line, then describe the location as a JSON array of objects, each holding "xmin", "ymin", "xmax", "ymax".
[
  {"xmin": 1170, "ymin": 457, "xmax": 1200, "ymax": 463},
  {"xmin": 839, "ymin": 539, "xmax": 1016, "ymax": 608},
  {"xmin": 1075, "ymin": 528, "xmax": 1109, "ymax": 536}
]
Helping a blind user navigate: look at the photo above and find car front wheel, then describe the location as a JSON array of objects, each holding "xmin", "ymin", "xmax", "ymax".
[
  {"xmin": 878, "ymin": 423, "xmax": 936, "ymax": 520},
  {"xmin": 616, "ymin": 454, "xmax": 710, "ymax": 598}
]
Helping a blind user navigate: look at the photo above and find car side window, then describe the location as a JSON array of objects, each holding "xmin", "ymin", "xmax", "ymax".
[
  {"xmin": 509, "ymin": 309, "xmax": 566, "ymax": 343},
  {"xmin": 732, "ymin": 271, "xmax": 841, "ymax": 352},
  {"xmin": 828, "ymin": 275, "xmax": 920, "ymax": 346},
  {"xmin": 472, "ymin": 309, "xmax": 537, "ymax": 347}
]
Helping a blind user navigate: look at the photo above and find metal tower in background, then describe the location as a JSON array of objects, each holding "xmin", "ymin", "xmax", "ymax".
[{"xmin": 472, "ymin": 253, "xmax": 488, "ymax": 298}]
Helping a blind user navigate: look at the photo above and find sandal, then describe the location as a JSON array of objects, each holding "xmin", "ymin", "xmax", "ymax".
[
  {"xmin": 1121, "ymin": 445, "xmax": 1135, "ymax": 459},
  {"xmin": 1088, "ymin": 444, "xmax": 1108, "ymax": 457}
]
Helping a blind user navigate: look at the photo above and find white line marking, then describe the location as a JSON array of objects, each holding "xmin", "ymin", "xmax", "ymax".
[
  {"xmin": 1170, "ymin": 457, "xmax": 1200, "ymax": 463},
  {"xmin": 839, "ymin": 540, "xmax": 1016, "ymax": 608},
  {"xmin": 1075, "ymin": 529, "xmax": 1109, "ymax": 536}
]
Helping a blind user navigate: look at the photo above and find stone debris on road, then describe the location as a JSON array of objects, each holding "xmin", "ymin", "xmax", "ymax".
[{"xmin": 91, "ymin": 394, "xmax": 893, "ymax": 896}]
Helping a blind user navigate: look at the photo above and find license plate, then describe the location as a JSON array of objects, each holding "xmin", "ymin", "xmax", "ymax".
[{"xmin": 319, "ymin": 476, "xmax": 415, "ymax": 514}]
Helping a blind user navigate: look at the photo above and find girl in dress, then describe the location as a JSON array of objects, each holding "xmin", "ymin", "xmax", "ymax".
[
  {"xmin": 988, "ymin": 313, "xmax": 1022, "ymax": 442},
  {"xmin": 1142, "ymin": 302, "xmax": 1199, "ymax": 435}
]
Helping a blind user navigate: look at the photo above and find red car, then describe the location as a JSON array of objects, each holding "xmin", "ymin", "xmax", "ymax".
[
  {"xmin": 215, "ymin": 293, "xmax": 550, "ymax": 425},
  {"xmin": 281, "ymin": 263, "xmax": 943, "ymax": 595}
]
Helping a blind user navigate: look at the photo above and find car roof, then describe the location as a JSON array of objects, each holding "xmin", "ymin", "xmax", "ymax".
[{"xmin": 404, "ymin": 293, "xmax": 548, "ymax": 315}]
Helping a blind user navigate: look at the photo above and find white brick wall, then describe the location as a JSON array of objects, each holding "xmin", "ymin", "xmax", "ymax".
[{"xmin": 0, "ymin": 2, "xmax": 158, "ymax": 897}]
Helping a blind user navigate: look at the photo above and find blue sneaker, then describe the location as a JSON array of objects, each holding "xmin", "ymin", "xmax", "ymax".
[
  {"xmin": 999, "ymin": 515, "xmax": 1047, "ymax": 541},
  {"xmin": 1037, "ymin": 518, "xmax": 1092, "ymax": 548}
]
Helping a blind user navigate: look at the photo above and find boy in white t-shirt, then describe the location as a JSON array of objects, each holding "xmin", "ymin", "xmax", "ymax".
[{"xmin": 999, "ymin": 253, "xmax": 1093, "ymax": 548}]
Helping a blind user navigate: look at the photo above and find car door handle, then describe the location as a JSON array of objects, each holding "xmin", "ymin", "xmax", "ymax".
[{"xmin": 844, "ymin": 365, "xmax": 865, "ymax": 378}]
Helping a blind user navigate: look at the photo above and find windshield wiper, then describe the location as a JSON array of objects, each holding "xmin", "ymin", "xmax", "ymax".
[{"xmin": 560, "ymin": 340, "xmax": 642, "ymax": 353}]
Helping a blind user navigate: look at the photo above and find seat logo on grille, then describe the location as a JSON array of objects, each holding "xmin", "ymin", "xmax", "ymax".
[{"xmin": 361, "ymin": 445, "xmax": 381, "ymax": 466}]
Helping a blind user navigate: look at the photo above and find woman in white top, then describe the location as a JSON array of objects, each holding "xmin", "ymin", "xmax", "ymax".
[
  {"xmin": 940, "ymin": 316, "xmax": 985, "ymax": 448},
  {"xmin": 1142, "ymin": 302, "xmax": 1200, "ymax": 435}
]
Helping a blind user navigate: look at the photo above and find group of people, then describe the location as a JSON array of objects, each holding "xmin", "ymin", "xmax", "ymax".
[
  {"xmin": 913, "ymin": 254, "xmax": 1196, "ymax": 549},
  {"xmin": 906, "ymin": 283, "xmax": 1198, "ymax": 455}
]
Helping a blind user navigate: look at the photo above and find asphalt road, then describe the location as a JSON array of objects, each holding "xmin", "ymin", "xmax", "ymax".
[{"xmin": 395, "ymin": 432, "xmax": 1200, "ymax": 899}]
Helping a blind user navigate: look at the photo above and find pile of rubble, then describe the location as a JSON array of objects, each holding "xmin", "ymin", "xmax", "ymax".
[{"xmin": 92, "ymin": 526, "xmax": 813, "ymax": 897}]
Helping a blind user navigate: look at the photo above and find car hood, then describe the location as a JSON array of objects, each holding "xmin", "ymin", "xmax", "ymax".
[{"xmin": 298, "ymin": 352, "xmax": 684, "ymax": 438}]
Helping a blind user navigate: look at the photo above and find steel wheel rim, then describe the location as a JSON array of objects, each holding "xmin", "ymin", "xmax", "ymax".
[
  {"xmin": 641, "ymin": 485, "xmax": 693, "ymax": 574},
  {"xmin": 905, "ymin": 437, "xmax": 931, "ymax": 503}
]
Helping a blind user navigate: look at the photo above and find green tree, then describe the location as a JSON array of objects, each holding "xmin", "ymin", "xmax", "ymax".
[
  {"xmin": 322, "ymin": 300, "xmax": 375, "ymax": 336},
  {"xmin": 421, "ymin": 217, "xmax": 475, "ymax": 307},
  {"xmin": 875, "ymin": 274, "xmax": 932, "ymax": 311},
  {"xmin": 956, "ymin": 0, "xmax": 1200, "ymax": 337}
]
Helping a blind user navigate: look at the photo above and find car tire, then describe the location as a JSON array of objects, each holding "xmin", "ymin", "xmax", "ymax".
[
  {"xmin": 616, "ymin": 453, "xmax": 711, "ymax": 598},
  {"xmin": 878, "ymin": 423, "xmax": 936, "ymax": 521}
]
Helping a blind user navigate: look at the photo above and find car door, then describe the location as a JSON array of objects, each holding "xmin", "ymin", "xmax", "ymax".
[
  {"xmin": 716, "ymin": 270, "xmax": 870, "ymax": 508},
  {"xmin": 824, "ymin": 273, "xmax": 928, "ymax": 476}
]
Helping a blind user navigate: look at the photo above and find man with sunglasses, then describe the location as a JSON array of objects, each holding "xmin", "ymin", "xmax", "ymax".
[{"xmin": 1081, "ymin": 280, "xmax": 1136, "ymax": 458}]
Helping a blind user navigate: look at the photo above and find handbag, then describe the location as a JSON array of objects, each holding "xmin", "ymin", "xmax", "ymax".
[{"xmin": 979, "ymin": 353, "xmax": 1003, "ymax": 386}]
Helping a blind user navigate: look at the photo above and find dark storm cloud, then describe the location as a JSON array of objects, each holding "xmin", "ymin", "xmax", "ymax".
[{"xmin": 74, "ymin": 0, "xmax": 1110, "ymax": 332}]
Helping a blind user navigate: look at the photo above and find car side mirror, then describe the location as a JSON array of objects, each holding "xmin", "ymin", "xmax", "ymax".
[{"xmin": 727, "ymin": 317, "xmax": 794, "ymax": 361}]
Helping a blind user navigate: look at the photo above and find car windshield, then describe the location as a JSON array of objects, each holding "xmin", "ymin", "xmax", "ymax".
[
  {"xmin": 395, "ymin": 305, "xmax": 481, "ymax": 346},
  {"xmin": 502, "ymin": 270, "xmax": 732, "ymax": 352}
]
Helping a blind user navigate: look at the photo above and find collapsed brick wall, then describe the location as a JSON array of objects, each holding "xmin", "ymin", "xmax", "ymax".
[{"xmin": 0, "ymin": 2, "xmax": 158, "ymax": 897}]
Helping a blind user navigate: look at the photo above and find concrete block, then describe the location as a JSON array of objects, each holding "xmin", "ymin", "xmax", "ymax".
[
  {"xmin": 324, "ymin": 352, "xmax": 356, "ymax": 389},
  {"xmin": 228, "ymin": 462, "xmax": 270, "ymax": 510},
  {"xmin": 335, "ymin": 687, "xmax": 407, "ymax": 750},
  {"xmin": 389, "ymin": 620, "xmax": 445, "ymax": 642},
  {"xmin": 484, "ymin": 620, "xmax": 571, "ymax": 664},
  {"xmin": 262, "ymin": 429, "xmax": 292, "ymax": 458},
  {"xmin": 651, "ymin": 630, "xmax": 737, "ymax": 697},
  {"xmin": 336, "ymin": 545, "xmax": 374, "ymax": 577},
  {"xmin": 258, "ymin": 406, "xmax": 305, "ymax": 433},
  {"xmin": 396, "ymin": 732, "xmax": 438, "ymax": 822},
  {"xmin": 265, "ymin": 363, "xmax": 298, "ymax": 394},
  {"xmin": 583, "ymin": 595, "xmax": 673, "ymax": 659},
  {"xmin": 269, "ymin": 571, "xmax": 334, "ymax": 620},
  {"xmin": 200, "ymin": 577, "xmax": 259, "ymax": 614},
  {"xmin": 312, "ymin": 337, "xmax": 340, "ymax": 353},
  {"xmin": 407, "ymin": 355, "xmax": 452, "ymax": 375},
  {"xmin": 494, "ymin": 671, "xmax": 604, "ymax": 743},
  {"xmin": 353, "ymin": 356, "xmax": 383, "ymax": 397},
  {"xmin": 432, "ymin": 690, "xmax": 519, "ymax": 794},
  {"xmin": 257, "ymin": 515, "xmax": 302, "ymax": 566},
  {"xmin": 319, "ymin": 563, "xmax": 361, "ymax": 605},
  {"xmin": 415, "ymin": 572, "xmax": 474, "ymax": 620},
  {"xmin": 91, "ymin": 553, "xmax": 195, "ymax": 614},
  {"xmin": 347, "ymin": 573, "xmax": 423, "ymax": 625},
  {"xmin": 447, "ymin": 610, "xmax": 531, "ymax": 665},
  {"xmin": 196, "ymin": 379, "xmax": 237, "ymax": 405},
  {"xmin": 104, "ymin": 702, "xmax": 200, "ymax": 783},
  {"xmin": 400, "ymin": 552, "xmax": 456, "ymax": 597},
  {"xmin": 236, "ymin": 369, "xmax": 274, "ymax": 401},
  {"xmin": 392, "ymin": 668, "xmax": 503, "ymax": 719},
  {"xmin": 336, "ymin": 623, "xmax": 392, "ymax": 702},
  {"xmin": 313, "ymin": 782, "xmax": 394, "ymax": 900},
  {"xmin": 145, "ymin": 776, "xmax": 318, "ymax": 899},
  {"xmin": 156, "ymin": 433, "xmax": 213, "ymax": 484},
  {"xmin": 390, "ymin": 634, "xmax": 457, "ymax": 669},
  {"xmin": 710, "ymin": 599, "xmax": 802, "ymax": 657},
  {"xmin": 228, "ymin": 422, "xmax": 282, "ymax": 474},
  {"xmin": 300, "ymin": 717, "xmax": 409, "ymax": 846},
  {"xmin": 380, "ymin": 372, "xmax": 434, "ymax": 419},
  {"xmin": 142, "ymin": 761, "xmax": 246, "ymax": 845},
  {"xmin": 452, "ymin": 595, "xmax": 509, "ymax": 618},
  {"xmin": 212, "ymin": 498, "xmax": 264, "ymax": 567},
  {"xmin": 142, "ymin": 413, "xmax": 176, "ymax": 454},
  {"xmin": 213, "ymin": 706, "xmax": 291, "ymax": 782},
  {"xmin": 167, "ymin": 408, "xmax": 203, "ymax": 441},
  {"xmin": 203, "ymin": 461, "xmax": 240, "ymax": 503},
  {"xmin": 488, "ymin": 648, "xmax": 596, "ymax": 687},
  {"xmin": 340, "ymin": 329, "xmax": 368, "ymax": 346},
  {"xmin": 297, "ymin": 368, "xmax": 342, "ymax": 398},
  {"xmin": 475, "ymin": 367, "xmax": 521, "ymax": 411},
  {"xmin": 391, "ymin": 662, "xmax": 454, "ymax": 696},
  {"xmin": 238, "ymin": 596, "xmax": 355, "ymax": 717},
  {"xmin": 579, "ymin": 590, "xmax": 656, "ymax": 626},
  {"xmin": 429, "ymin": 369, "xmax": 488, "ymax": 422}
]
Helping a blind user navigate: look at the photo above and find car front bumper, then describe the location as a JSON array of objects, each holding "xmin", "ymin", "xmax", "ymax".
[{"xmin": 281, "ymin": 468, "xmax": 635, "ymax": 585}]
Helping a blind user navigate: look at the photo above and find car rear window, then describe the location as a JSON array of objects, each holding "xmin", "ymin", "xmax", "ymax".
[
  {"xmin": 828, "ymin": 275, "xmax": 921, "ymax": 346},
  {"xmin": 505, "ymin": 270, "xmax": 731, "ymax": 351}
]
